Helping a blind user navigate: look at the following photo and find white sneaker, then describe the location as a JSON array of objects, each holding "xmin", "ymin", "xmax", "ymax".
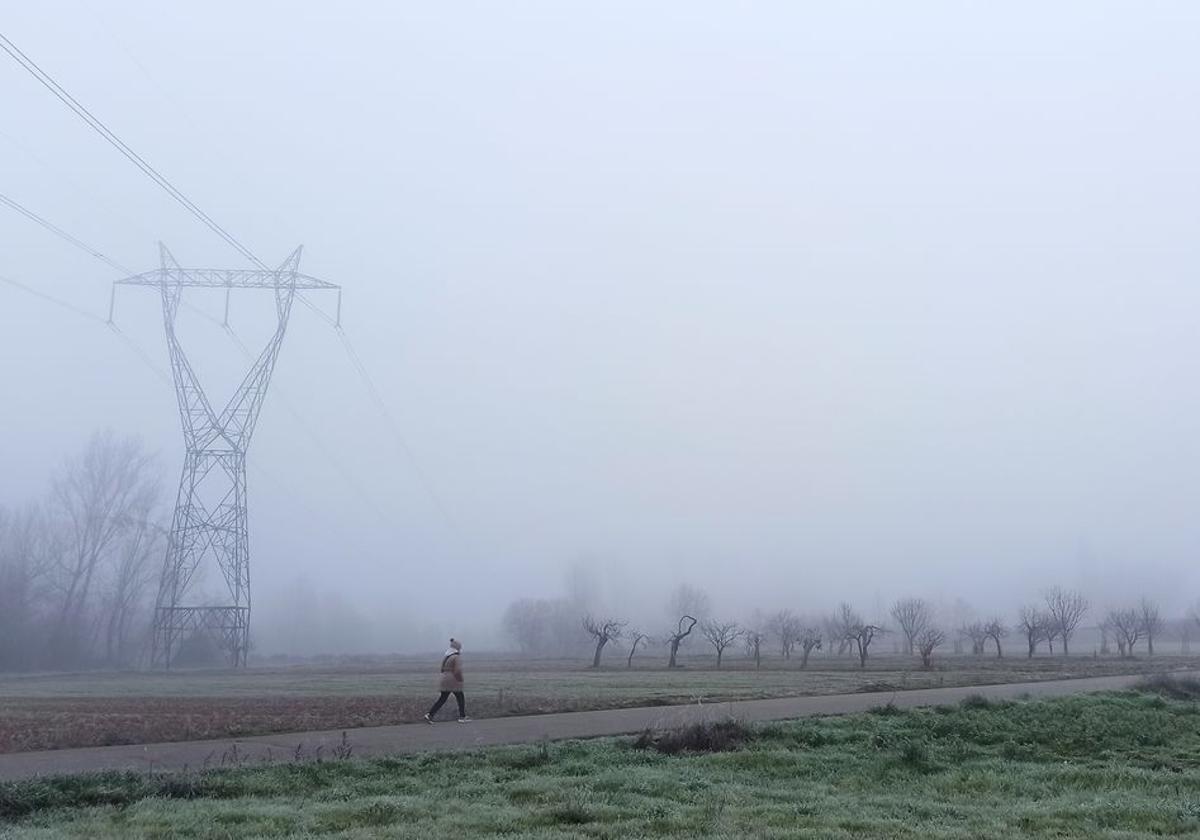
[
  {"xmin": 423, "ymin": 714, "xmax": 433, "ymax": 724},
  {"xmin": 457, "ymin": 717, "xmax": 472, "ymax": 723}
]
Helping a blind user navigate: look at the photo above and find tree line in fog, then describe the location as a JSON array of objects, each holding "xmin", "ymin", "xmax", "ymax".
[
  {"xmin": 503, "ymin": 582, "xmax": 1194, "ymax": 670},
  {"xmin": 1, "ymin": 431, "xmax": 1196, "ymax": 673},
  {"xmin": 0, "ymin": 431, "xmax": 162, "ymax": 671}
]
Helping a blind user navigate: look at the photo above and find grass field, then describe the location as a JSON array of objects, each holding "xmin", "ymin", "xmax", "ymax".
[
  {"xmin": 2, "ymin": 653, "xmax": 1196, "ymax": 754},
  {"xmin": 3, "ymin": 679, "xmax": 1200, "ymax": 838}
]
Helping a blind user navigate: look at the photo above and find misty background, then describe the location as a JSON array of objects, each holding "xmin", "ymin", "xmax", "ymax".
[{"xmin": 3, "ymin": 2, "xmax": 1199, "ymax": 656}]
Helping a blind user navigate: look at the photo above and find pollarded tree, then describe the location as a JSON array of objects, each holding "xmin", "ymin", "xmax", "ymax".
[
  {"xmin": 961, "ymin": 621, "xmax": 989, "ymax": 656},
  {"xmin": 626, "ymin": 629, "xmax": 648, "ymax": 669},
  {"xmin": 1107, "ymin": 607, "xmax": 1142, "ymax": 658},
  {"xmin": 916, "ymin": 626, "xmax": 946, "ymax": 668},
  {"xmin": 823, "ymin": 612, "xmax": 851, "ymax": 657},
  {"xmin": 768, "ymin": 609, "xmax": 802, "ymax": 659},
  {"xmin": 743, "ymin": 627, "xmax": 766, "ymax": 669},
  {"xmin": 1139, "ymin": 598, "xmax": 1164, "ymax": 656},
  {"xmin": 666, "ymin": 615, "xmax": 698, "ymax": 668},
  {"xmin": 983, "ymin": 618, "xmax": 1008, "ymax": 659},
  {"xmin": 701, "ymin": 619, "xmax": 743, "ymax": 668},
  {"xmin": 838, "ymin": 603, "xmax": 883, "ymax": 669},
  {"xmin": 1045, "ymin": 587, "xmax": 1088, "ymax": 656},
  {"xmin": 1098, "ymin": 615, "xmax": 1112, "ymax": 655},
  {"xmin": 831, "ymin": 602, "xmax": 858, "ymax": 657},
  {"xmin": 1016, "ymin": 606, "xmax": 1049, "ymax": 659},
  {"xmin": 848, "ymin": 622, "xmax": 882, "ymax": 669},
  {"xmin": 890, "ymin": 597, "xmax": 933, "ymax": 656},
  {"xmin": 582, "ymin": 615, "xmax": 626, "ymax": 668},
  {"xmin": 797, "ymin": 626, "xmax": 823, "ymax": 669}
]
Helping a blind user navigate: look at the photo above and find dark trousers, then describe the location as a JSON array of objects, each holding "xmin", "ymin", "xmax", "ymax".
[{"xmin": 428, "ymin": 690, "xmax": 465, "ymax": 718}]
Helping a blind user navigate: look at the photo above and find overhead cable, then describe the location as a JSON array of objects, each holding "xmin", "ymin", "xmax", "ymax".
[{"xmin": 0, "ymin": 31, "xmax": 266, "ymax": 269}]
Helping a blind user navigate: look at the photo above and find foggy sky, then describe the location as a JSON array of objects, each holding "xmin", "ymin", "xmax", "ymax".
[{"xmin": 3, "ymin": 2, "xmax": 1200, "ymax": 652}]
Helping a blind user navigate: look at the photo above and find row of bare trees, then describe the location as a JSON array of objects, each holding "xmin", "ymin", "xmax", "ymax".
[
  {"xmin": 0, "ymin": 431, "xmax": 162, "ymax": 671},
  {"xmin": 1100, "ymin": 599, "xmax": 1165, "ymax": 658},
  {"xmin": 576, "ymin": 601, "xmax": 892, "ymax": 670},
  {"xmin": 1009, "ymin": 587, "xmax": 1091, "ymax": 657},
  {"xmin": 888, "ymin": 588, "xmax": 1093, "ymax": 663},
  {"xmin": 581, "ymin": 612, "xmax": 749, "ymax": 670},
  {"xmin": 508, "ymin": 579, "xmax": 1196, "ymax": 669}
]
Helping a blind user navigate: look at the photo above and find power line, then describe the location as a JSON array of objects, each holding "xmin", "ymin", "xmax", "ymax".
[
  {"xmin": 0, "ymin": 191, "xmax": 132, "ymax": 274},
  {"xmin": 334, "ymin": 325, "xmax": 460, "ymax": 532},
  {"xmin": 0, "ymin": 271, "xmax": 172, "ymax": 386},
  {"xmin": 109, "ymin": 325, "xmax": 173, "ymax": 388},
  {"xmin": 0, "ymin": 189, "xmax": 233, "ymax": 330},
  {"xmin": 0, "ymin": 31, "xmax": 265, "ymax": 269},
  {"xmin": 0, "ymin": 271, "xmax": 106, "ymax": 323},
  {"xmin": 295, "ymin": 287, "xmax": 458, "ymax": 531}
]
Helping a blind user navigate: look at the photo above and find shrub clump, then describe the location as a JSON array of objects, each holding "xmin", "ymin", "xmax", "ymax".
[
  {"xmin": 1135, "ymin": 674, "xmax": 1200, "ymax": 702},
  {"xmin": 0, "ymin": 769, "xmax": 247, "ymax": 821},
  {"xmin": 632, "ymin": 719, "xmax": 753, "ymax": 755},
  {"xmin": 960, "ymin": 694, "xmax": 995, "ymax": 710}
]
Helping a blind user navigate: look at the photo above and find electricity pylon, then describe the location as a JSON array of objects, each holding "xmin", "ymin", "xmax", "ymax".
[{"xmin": 113, "ymin": 244, "xmax": 339, "ymax": 668}]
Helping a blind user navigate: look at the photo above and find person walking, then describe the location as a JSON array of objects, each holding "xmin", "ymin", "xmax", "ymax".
[{"xmin": 424, "ymin": 638, "xmax": 469, "ymax": 723}]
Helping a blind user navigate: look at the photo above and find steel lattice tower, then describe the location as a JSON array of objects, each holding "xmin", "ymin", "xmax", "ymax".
[{"xmin": 115, "ymin": 244, "xmax": 339, "ymax": 668}]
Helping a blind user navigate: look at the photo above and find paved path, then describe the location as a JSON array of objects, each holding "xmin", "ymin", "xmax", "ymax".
[{"xmin": 0, "ymin": 671, "xmax": 1185, "ymax": 782}]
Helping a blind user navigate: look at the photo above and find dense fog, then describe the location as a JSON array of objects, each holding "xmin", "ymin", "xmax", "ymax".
[{"xmin": 3, "ymin": 2, "xmax": 1200, "ymax": 661}]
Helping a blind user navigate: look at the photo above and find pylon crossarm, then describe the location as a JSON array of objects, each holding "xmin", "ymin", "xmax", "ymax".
[{"xmin": 116, "ymin": 269, "xmax": 336, "ymax": 290}]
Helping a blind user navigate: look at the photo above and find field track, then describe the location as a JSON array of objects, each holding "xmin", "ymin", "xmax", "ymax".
[{"xmin": 2, "ymin": 669, "xmax": 1193, "ymax": 782}]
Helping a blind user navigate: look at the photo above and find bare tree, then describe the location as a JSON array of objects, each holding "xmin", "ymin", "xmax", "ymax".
[
  {"xmin": 1098, "ymin": 615, "xmax": 1112, "ymax": 655},
  {"xmin": 626, "ymin": 629, "xmax": 648, "ymax": 668},
  {"xmin": 838, "ymin": 603, "xmax": 882, "ymax": 668},
  {"xmin": 960, "ymin": 621, "xmax": 989, "ymax": 656},
  {"xmin": 916, "ymin": 626, "xmax": 945, "ymax": 668},
  {"xmin": 832, "ymin": 603, "xmax": 862, "ymax": 657},
  {"xmin": 982, "ymin": 618, "xmax": 1008, "ymax": 658},
  {"xmin": 666, "ymin": 615, "xmax": 698, "ymax": 668},
  {"xmin": 502, "ymin": 598, "xmax": 551, "ymax": 654},
  {"xmin": 1044, "ymin": 587, "xmax": 1088, "ymax": 656},
  {"xmin": 1107, "ymin": 607, "xmax": 1142, "ymax": 658},
  {"xmin": 501, "ymin": 597, "xmax": 588, "ymax": 656},
  {"xmin": 101, "ymin": 520, "xmax": 162, "ymax": 667},
  {"xmin": 822, "ymin": 612, "xmax": 851, "ymax": 657},
  {"xmin": 582, "ymin": 615, "xmax": 626, "ymax": 668},
  {"xmin": 797, "ymin": 625, "xmax": 822, "ymax": 668},
  {"xmin": 1016, "ymin": 606, "xmax": 1048, "ymax": 659},
  {"xmin": 1138, "ymin": 598, "xmax": 1164, "ymax": 656},
  {"xmin": 890, "ymin": 597, "xmax": 933, "ymax": 656},
  {"xmin": 0, "ymin": 504, "xmax": 56, "ymax": 670},
  {"xmin": 48, "ymin": 431, "xmax": 159, "ymax": 665},
  {"xmin": 768, "ymin": 609, "xmax": 802, "ymax": 659},
  {"xmin": 701, "ymin": 619, "xmax": 743, "ymax": 668},
  {"xmin": 743, "ymin": 628, "xmax": 766, "ymax": 669},
  {"xmin": 950, "ymin": 598, "xmax": 974, "ymax": 654}
]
